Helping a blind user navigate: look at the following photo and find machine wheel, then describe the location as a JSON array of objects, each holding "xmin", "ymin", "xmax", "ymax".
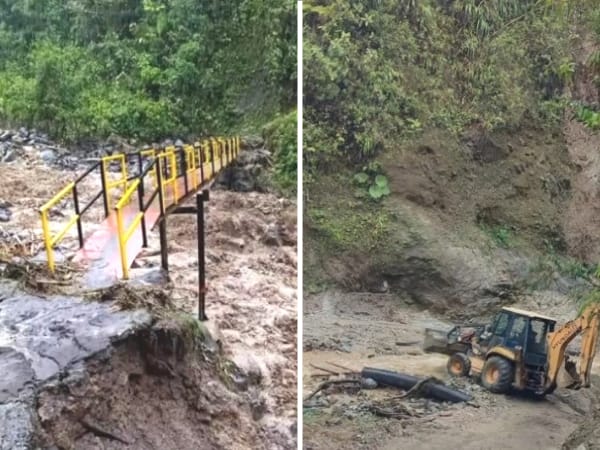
[
  {"xmin": 481, "ymin": 356, "xmax": 513, "ymax": 393},
  {"xmin": 447, "ymin": 352, "xmax": 471, "ymax": 377}
]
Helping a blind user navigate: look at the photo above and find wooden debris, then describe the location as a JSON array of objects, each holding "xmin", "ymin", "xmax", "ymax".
[
  {"xmin": 303, "ymin": 379, "xmax": 361, "ymax": 404},
  {"xmin": 309, "ymin": 363, "xmax": 339, "ymax": 376},
  {"xmin": 325, "ymin": 361, "xmax": 357, "ymax": 373}
]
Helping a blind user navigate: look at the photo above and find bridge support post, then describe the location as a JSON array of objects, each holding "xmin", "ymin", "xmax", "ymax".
[
  {"xmin": 168, "ymin": 190, "xmax": 209, "ymax": 321},
  {"xmin": 72, "ymin": 185, "xmax": 84, "ymax": 248},
  {"xmin": 196, "ymin": 190, "xmax": 208, "ymax": 321},
  {"xmin": 156, "ymin": 157, "xmax": 169, "ymax": 274}
]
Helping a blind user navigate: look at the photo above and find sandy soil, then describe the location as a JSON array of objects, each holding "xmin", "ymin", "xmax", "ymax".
[{"xmin": 303, "ymin": 291, "xmax": 599, "ymax": 450}]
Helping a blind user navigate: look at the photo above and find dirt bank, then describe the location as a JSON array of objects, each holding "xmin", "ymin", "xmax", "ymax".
[
  {"xmin": 35, "ymin": 322, "xmax": 275, "ymax": 450},
  {"xmin": 304, "ymin": 123, "xmax": 592, "ymax": 319}
]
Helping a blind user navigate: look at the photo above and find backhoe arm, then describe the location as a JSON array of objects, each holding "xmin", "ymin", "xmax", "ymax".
[
  {"xmin": 578, "ymin": 306, "xmax": 600, "ymax": 387},
  {"xmin": 545, "ymin": 305, "xmax": 600, "ymax": 392}
]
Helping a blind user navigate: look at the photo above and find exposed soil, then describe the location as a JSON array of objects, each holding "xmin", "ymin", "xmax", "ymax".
[
  {"xmin": 35, "ymin": 326, "xmax": 272, "ymax": 450},
  {"xmin": 563, "ymin": 118, "xmax": 600, "ymax": 263},
  {"xmin": 304, "ymin": 122, "xmax": 592, "ymax": 321}
]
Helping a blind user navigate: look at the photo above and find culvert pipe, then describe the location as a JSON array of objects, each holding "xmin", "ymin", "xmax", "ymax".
[{"xmin": 361, "ymin": 367, "xmax": 472, "ymax": 403}]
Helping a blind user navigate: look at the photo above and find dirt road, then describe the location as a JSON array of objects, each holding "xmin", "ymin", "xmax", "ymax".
[{"xmin": 303, "ymin": 291, "xmax": 599, "ymax": 450}]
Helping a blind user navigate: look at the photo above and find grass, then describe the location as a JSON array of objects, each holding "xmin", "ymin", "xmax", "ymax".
[
  {"xmin": 479, "ymin": 224, "xmax": 513, "ymax": 249},
  {"xmin": 175, "ymin": 312, "xmax": 207, "ymax": 344},
  {"xmin": 308, "ymin": 204, "xmax": 393, "ymax": 252}
]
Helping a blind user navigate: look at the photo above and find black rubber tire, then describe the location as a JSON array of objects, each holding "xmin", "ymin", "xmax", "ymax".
[
  {"xmin": 447, "ymin": 352, "xmax": 471, "ymax": 377},
  {"xmin": 481, "ymin": 356, "xmax": 514, "ymax": 393}
]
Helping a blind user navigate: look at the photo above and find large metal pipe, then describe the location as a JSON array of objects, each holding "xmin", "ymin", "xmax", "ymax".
[{"xmin": 361, "ymin": 367, "xmax": 471, "ymax": 403}]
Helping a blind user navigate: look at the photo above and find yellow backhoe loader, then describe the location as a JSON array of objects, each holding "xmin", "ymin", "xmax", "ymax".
[{"xmin": 424, "ymin": 304, "xmax": 600, "ymax": 395}]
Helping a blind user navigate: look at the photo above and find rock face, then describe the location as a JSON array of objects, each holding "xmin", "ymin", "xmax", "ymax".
[
  {"xmin": 214, "ymin": 147, "xmax": 272, "ymax": 192},
  {"xmin": 0, "ymin": 283, "xmax": 152, "ymax": 450}
]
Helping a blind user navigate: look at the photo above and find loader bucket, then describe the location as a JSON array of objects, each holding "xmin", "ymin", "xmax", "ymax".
[
  {"xmin": 423, "ymin": 325, "xmax": 479, "ymax": 355},
  {"xmin": 423, "ymin": 327, "xmax": 451, "ymax": 354}
]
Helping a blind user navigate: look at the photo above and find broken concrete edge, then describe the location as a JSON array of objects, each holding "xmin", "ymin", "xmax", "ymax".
[
  {"xmin": 0, "ymin": 286, "xmax": 235, "ymax": 450},
  {"xmin": 0, "ymin": 401, "xmax": 34, "ymax": 450},
  {"xmin": 361, "ymin": 367, "xmax": 472, "ymax": 403}
]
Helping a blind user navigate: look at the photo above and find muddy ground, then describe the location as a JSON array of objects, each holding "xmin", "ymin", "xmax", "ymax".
[
  {"xmin": 0, "ymin": 138, "xmax": 297, "ymax": 449},
  {"xmin": 303, "ymin": 291, "xmax": 600, "ymax": 450},
  {"xmin": 133, "ymin": 189, "xmax": 298, "ymax": 444}
]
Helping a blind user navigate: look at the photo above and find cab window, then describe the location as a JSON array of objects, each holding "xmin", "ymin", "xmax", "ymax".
[
  {"xmin": 492, "ymin": 312, "xmax": 510, "ymax": 336},
  {"xmin": 507, "ymin": 315, "xmax": 527, "ymax": 346}
]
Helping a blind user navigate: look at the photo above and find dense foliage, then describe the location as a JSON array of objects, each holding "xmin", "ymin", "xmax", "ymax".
[
  {"xmin": 264, "ymin": 110, "xmax": 297, "ymax": 194},
  {"xmin": 304, "ymin": 0, "xmax": 596, "ymax": 172},
  {"xmin": 0, "ymin": 0, "xmax": 296, "ymax": 142}
]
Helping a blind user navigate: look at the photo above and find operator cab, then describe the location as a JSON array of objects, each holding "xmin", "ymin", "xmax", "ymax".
[{"xmin": 480, "ymin": 307, "xmax": 557, "ymax": 363}]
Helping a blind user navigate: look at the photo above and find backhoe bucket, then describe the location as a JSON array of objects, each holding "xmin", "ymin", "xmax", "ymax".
[{"xmin": 564, "ymin": 356, "xmax": 583, "ymax": 389}]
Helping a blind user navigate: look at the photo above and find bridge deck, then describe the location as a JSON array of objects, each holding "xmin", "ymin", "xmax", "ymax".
[{"xmin": 74, "ymin": 161, "xmax": 219, "ymax": 288}]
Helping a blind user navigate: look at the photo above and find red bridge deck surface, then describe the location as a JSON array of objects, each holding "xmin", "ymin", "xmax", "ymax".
[{"xmin": 74, "ymin": 161, "xmax": 220, "ymax": 288}]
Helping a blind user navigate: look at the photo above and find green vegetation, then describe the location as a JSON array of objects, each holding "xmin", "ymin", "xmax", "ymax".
[
  {"xmin": 353, "ymin": 161, "xmax": 391, "ymax": 201},
  {"xmin": 176, "ymin": 312, "xmax": 207, "ymax": 343},
  {"xmin": 480, "ymin": 224, "xmax": 513, "ymax": 249},
  {"xmin": 575, "ymin": 103, "xmax": 600, "ymax": 129},
  {"xmin": 304, "ymin": 0, "xmax": 599, "ymax": 173},
  {"xmin": 578, "ymin": 288, "xmax": 600, "ymax": 313},
  {"xmin": 0, "ymin": 1, "xmax": 296, "ymax": 142},
  {"xmin": 525, "ymin": 253, "xmax": 595, "ymax": 293},
  {"xmin": 308, "ymin": 200, "xmax": 393, "ymax": 252},
  {"xmin": 263, "ymin": 110, "xmax": 297, "ymax": 194}
]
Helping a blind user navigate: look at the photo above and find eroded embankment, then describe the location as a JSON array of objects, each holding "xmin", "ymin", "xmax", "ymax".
[
  {"xmin": 35, "ymin": 323, "xmax": 273, "ymax": 449},
  {"xmin": 0, "ymin": 283, "xmax": 290, "ymax": 450}
]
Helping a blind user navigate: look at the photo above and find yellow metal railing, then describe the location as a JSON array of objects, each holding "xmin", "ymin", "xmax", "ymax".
[
  {"xmin": 102, "ymin": 154, "xmax": 128, "ymax": 209},
  {"xmin": 40, "ymin": 182, "xmax": 78, "ymax": 272},
  {"xmin": 115, "ymin": 180, "xmax": 144, "ymax": 279},
  {"xmin": 218, "ymin": 138, "xmax": 226, "ymax": 170},
  {"xmin": 185, "ymin": 144, "xmax": 198, "ymax": 191},
  {"xmin": 158, "ymin": 148, "xmax": 179, "ymax": 207},
  {"xmin": 40, "ymin": 135, "xmax": 242, "ymax": 277},
  {"xmin": 140, "ymin": 148, "xmax": 158, "ymax": 189}
]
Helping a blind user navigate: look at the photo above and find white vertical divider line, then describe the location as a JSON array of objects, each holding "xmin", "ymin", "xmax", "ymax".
[{"xmin": 296, "ymin": 1, "xmax": 303, "ymax": 449}]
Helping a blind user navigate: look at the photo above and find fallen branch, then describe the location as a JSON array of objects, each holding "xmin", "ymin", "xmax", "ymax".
[
  {"xmin": 79, "ymin": 418, "xmax": 131, "ymax": 445},
  {"xmin": 395, "ymin": 341, "xmax": 421, "ymax": 347},
  {"xmin": 395, "ymin": 376, "xmax": 441, "ymax": 400},
  {"xmin": 309, "ymin": 363, "xmax": 339, "ymax": 376},
  {"xmin": 303, "ymin": 379, "xmax": 361, "ymax": 403},
  {"xmin": 367, "ymin": 403, "xmax": 417, "ymax": 419},
  {"xmin": 326, "ymin": 361, "xmax": 357, "ymax": 373}
]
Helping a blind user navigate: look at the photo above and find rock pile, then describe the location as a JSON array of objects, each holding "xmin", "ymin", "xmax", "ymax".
[
  {"xmin": 215, "ymin": 137, "xmax": 272, "ymax": 192},
  {"xmin": 0, "ymin": 127, "xmax": 81, "ymax": 169}
]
